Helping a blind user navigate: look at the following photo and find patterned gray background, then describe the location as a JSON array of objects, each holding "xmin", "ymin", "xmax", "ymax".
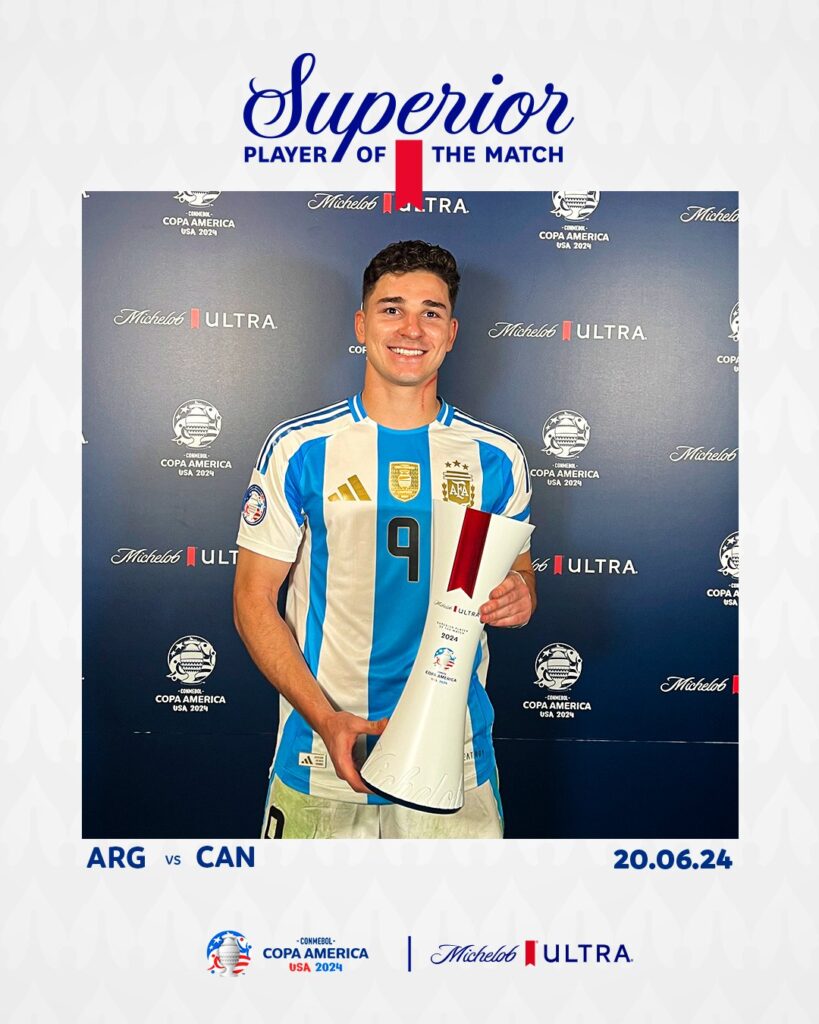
[{"xmin": 2, "ymin": 0, "xmax": 815, "ymax": 1018}]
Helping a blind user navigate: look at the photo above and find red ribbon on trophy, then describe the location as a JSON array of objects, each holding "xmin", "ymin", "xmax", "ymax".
[{"xmin": 447, "ymin": 507, "xmax": 491, "ymax": 598}]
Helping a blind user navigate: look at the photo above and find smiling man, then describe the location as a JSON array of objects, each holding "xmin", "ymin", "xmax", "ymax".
[{"xmin": 233, "ymin": 240, "xmax": 535, "ymax": 839}]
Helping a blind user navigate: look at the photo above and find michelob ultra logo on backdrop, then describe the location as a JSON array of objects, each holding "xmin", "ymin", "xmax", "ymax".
[
  {"xmin": 307, "ymin": 193, "xmax": 470, "ymax": 215},
  {"xmin": 532, "ymin": 554, "xmax": 637, "ymax": 576},
  {"xmin": 242, "ymin": 52, "xmax": 573, "ymax": 166},
  {"xmin": 488, "ymin": 318, "xmax": 647, "ymax": 342},
  {"xmin": 109, "ymin": 546, "xmax": 239, "ymax": 567},
  {"xmin": 113, "ymin": 308, "xmax": 277, "ymax": 330}
]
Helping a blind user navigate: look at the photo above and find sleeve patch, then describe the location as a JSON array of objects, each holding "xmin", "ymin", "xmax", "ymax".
[{"xmin": 241, "ymin": 484, "xmax": 268, "ymax": 526}]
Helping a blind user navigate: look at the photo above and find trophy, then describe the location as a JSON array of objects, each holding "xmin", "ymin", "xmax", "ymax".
[{"xmin": 360, "ymin": 500, "xmax": 534, "ymax": 813}]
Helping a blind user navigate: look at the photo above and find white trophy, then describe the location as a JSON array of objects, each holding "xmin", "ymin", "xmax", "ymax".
[{"xmin": 360, "ymin": 500, "xmax": 534, "ymax": 813}]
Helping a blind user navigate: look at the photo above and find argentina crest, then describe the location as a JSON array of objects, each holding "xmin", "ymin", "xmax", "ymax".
[
  {"xmin": 389, "ymin": 462, "xmax": 421, "ymax": 502},
  {"xmin": 441, "ymin": 460, "xmax": 475, "ymax": 506}
]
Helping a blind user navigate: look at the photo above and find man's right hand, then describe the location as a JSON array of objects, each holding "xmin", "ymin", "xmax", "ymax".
[{"xmin": 316, "ymin": 711, "xmax": 388, "ymax": 794}]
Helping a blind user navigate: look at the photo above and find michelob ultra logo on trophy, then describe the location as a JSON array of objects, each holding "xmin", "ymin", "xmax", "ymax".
[{"xmin": 360, "ymin": 501, "xmax": 534, "ymax": 813}]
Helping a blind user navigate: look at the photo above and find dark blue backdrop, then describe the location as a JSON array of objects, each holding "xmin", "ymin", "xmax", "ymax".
[{"xmin": 83, "ymin": 190, "xmax": 738, "ymax": 838}]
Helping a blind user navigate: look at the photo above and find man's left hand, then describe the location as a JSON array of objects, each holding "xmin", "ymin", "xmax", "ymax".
[{"xmin": 479, "ymin": 570, "xmax": 534, "ymax": 628}]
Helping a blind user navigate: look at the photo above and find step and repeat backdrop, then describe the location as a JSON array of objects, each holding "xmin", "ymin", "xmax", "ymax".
[{"xmin": 83, "ymin": 191, "xmax": 738, "ymax": 839}]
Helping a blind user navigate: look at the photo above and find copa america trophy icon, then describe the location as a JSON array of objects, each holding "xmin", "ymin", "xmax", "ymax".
[
  {"xmin": 218, "ymin": 934, "xmax": 242, "ymax": 975},
  {"xmin": 360, "ymin": 500, "xmax": 534, "ymax": 813}
]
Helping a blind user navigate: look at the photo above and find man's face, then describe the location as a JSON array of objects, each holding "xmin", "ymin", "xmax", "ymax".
[{"xmin": 355, "ymin": 270, "xmax": 458, "ymax": 389}]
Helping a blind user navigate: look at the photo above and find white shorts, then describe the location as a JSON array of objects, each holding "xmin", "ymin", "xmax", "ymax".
[{"xmin": 262, "ymin": 774, "xmax": 504, "ymax": 839}]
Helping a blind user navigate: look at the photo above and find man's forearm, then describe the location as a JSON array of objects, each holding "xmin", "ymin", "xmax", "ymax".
[
  {"xmin": 234, "ymin": 589, "xmax": 335, "ymax": 737},
  {"xmin": 234, "ymin": 586, "xmax": 386, "ymax": 793}
]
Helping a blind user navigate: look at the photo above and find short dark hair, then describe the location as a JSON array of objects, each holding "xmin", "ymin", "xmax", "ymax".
[{"xmin": 362, "ymin": 240, "xmax": 460, "ymax": 310}]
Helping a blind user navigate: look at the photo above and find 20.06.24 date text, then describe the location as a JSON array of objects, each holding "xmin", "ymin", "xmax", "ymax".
[{"xmin": 614, "ymin": 848, "xmax": 733, "ymax": 871}]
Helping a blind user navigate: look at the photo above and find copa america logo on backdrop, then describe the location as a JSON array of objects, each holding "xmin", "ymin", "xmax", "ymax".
[
  {"xmin": 175, "ymin": 191, "xmax": 221, "ymax": 207},
  {"xmin": 172, "ymin": 400, "xmax": 222, "ymax": 449},
  {"xmin": 531, "ymin": 411, "xmax": 600, "ymax": 488},
  {"xmin": 167, "ymin": 635, "xmax": 216, "ymax": 684},
  {"xmin": 729, "ymin": 302, "xmax": 739, "ymax": 343},
  {"xmin": 706, "ymin": 532, "xmax": 739, "ymax": 607},
  {"xmin": 524, "ymin": 644, "xmax": 591, "ymax": 721},
  {"xmin": 539, "ymin": 191, "xmax": 609, "ymax": 250},
  {"xmin": 164, "ymin": 192, "xmax": 236, "ymax": 238},
  {"xmin": 718, "ymin": 532, "xmax": 739, "ymax": 578},
  {"xmin": 156, "ymin": 636, "xmax": 227, "ymax": 710},
  {"xmin": 717, "ymin": 300, "xmax": 740, "ymax": 373},
  {"xmin": 207, "ymin": 930, "xmax": 252, "ymax": 976},
  {"xmin": 533, "ymin": 643, "xmax": 582, "ymax": 691},
  {"xmin": 551, "ymin": 190, "xmax": 599, "ymax": 221},
  {"xmin": 541, "ymin": 411, "xmax": 590, "ymax": 459},
  {"xmin": 160, "ymin": 401, "xmax": 233, "ymax": 480}
]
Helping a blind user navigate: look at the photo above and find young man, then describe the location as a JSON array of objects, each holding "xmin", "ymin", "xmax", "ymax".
[{"xmin": 233, "ymin": 240, "xmax": 535, "ymax": 839}]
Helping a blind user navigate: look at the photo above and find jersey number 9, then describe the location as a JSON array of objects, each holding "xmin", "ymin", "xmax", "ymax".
[{"xmin": 387, "ymin": 517, "xmax": 420, "ymax": 582}]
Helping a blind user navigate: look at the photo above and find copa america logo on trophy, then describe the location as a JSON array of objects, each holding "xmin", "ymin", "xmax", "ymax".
[{"xmin": 360, "ymin": 501, "xmax": 533, "ymax": 813}]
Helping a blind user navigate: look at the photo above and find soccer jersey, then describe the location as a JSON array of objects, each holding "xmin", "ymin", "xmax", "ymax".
[{"xmin": 237, "ymin": 393, "xmax": 531, "ymax": 803}]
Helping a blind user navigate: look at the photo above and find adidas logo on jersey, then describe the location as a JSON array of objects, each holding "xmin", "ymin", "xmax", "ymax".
[{"xmin": 327, "ymin": 475, "xmax": 371, "ymax": 502}]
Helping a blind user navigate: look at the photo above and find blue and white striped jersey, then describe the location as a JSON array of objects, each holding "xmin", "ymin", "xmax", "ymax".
[{"xmin": 237, "ymin": 393, "xmax": 531, "ymax": 803}]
